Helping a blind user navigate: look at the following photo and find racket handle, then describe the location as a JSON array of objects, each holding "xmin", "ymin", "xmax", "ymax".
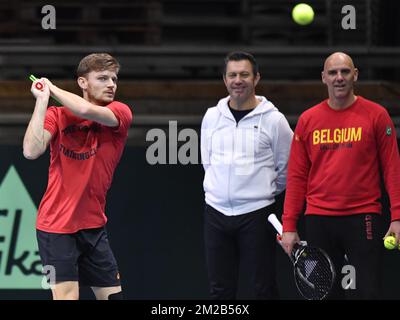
[
  {"xmin": 267, "ymin": 213, "xmax": 283, "ymax": 235},
  {"xmin": 291, "ymin": 242, "xmax": 310, "ymax": 261}
]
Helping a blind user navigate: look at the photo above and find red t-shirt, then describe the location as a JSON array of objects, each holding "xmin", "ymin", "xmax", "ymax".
[
  {"xmin": 36, "ymin": 101, "xmax": 133, "ymax": 233},
  {"xmin": 283, "ymin": 96, "xmax": 400, "ymax": 232}
]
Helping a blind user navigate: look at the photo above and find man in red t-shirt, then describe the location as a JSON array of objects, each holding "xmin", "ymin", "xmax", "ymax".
[
  {"xmin": 23, "ymin": 53, "xmax": 132, "ymax": 300},
  {"xmin": 281, "ymin": 52, "xmax": 400, "ymax": 299}
]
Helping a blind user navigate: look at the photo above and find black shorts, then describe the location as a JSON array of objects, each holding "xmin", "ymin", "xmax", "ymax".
[{"xmin": 36, "ymin": 227, "xmax": 121, "ymax": 287}]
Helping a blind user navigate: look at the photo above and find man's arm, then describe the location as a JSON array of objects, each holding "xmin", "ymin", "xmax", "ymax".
[
  {"xmin": 272, "ymin": 114, "xmax": 294, "ymax": 194},
  {"xmin": 23, "ymin": 82, "xmax": 53, "ymax": 160},
  {"xmin": 270, "ymin": 114, "xmax": 298, "ymax": 256},
  {"xmin": 281, "ymin": 117, "xmax": 310, "ymax": 255},
  {"xmin": 44, "ymin": 78, "xmax": 119, "ymax": 127},
  {"xmin": 376, "ymin": 109, "xmax": 400, "ymax": 240},
  {"xmin": 200, "ymin": 109, "xmax": 211, "ymax": 171},
  {"xmin": 282, "ymin": 116, "xmax": 310, "ymax": 231}
]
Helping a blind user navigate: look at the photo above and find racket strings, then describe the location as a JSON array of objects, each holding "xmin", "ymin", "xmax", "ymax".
[{"xmin": 294, "ymin": 247, "xmax": 335, "ymax": 300}]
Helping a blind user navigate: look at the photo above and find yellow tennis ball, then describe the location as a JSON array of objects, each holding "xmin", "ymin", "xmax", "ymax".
[
  {"xmin": 384, "ymin": 236, "xmax": 397, "ymax": 250},
  {"xmin": 292, "ymin": 3, "xmax": 314, "ymax": 25}
]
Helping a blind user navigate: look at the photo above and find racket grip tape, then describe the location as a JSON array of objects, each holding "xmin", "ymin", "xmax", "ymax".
[{"xmin": 29, "ymin": 75, "xmax": 43, "ymax": 90}]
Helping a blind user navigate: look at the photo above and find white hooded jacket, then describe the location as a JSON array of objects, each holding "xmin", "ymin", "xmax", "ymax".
[{"xmin": 201, "ymin": 95, "xmax": 293, "ymax": 216}]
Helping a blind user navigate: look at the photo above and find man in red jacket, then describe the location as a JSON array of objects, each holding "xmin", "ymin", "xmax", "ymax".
[
  {"xmin": 281, "ymin": 52, "xmax": 400, "ymax": 299},
  {"xmin": 23, "ymin": 53, "xmax": 132, "ymax": 299}
]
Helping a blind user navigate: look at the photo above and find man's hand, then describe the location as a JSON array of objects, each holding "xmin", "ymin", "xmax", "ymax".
[
  {"xmin": 281, "ymin": 231, "xmax": 301, "ymax": 256},
  {"xmin": 384, "ymin": 220, "xmax": 400, "ymax": 246},
  {"xmin": 31, "ymin": 78, "xmax": 50, "ymax": 100}
]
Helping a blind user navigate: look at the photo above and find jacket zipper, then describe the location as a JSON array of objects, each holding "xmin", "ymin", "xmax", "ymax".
[{"xmin": 228, "ymin": 121, "xmax": 240, "ymax": 213}]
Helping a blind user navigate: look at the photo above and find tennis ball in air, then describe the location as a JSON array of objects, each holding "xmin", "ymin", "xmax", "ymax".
[
  {"xmin": 384, "ymin": 236, "xmax": 397, "ymax": 250},
  {"xmin": 292, "ymin": 3, "xmax": 314, "ymax": 25}
]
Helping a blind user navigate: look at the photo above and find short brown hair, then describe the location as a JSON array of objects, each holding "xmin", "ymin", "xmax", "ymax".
[
  {"xmin": 223, "ymin": 51, "xmax": 259, "ymax": 76},
  {"xmin": 77, "ymin": 53, "xmax": 120, "ymax": 77}
]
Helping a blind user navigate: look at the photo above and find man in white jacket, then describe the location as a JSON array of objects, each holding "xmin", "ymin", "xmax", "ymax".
[{"xmin": 201, "ymin": 51, "xmax": 293, "ymax": 299}]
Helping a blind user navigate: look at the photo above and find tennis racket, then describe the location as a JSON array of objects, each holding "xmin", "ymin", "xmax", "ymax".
[{"xmin": 268, "ymin": 213, "xmax": 336, "ymax": 300}]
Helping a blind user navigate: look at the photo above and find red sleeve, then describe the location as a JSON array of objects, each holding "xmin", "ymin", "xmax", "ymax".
[
  {"xmin": 282, "ymin": 116, "xmax": 311, "ymax": 232},
  {"xmin": 106, "ymin": 101, "xmax": 133, "ymax": 135},
  {"xmin": 375, "ymin": 109, "xmax": 400, "ymax": 221},
  {"xmin": 43, "ymin": 106, "xmax": 59, "ymax": 136}
]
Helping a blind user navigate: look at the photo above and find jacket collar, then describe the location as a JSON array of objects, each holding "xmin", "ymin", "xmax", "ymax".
[{"xmin": 216, "ymin": 95, "xmax": 275, "ymax": 121}]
